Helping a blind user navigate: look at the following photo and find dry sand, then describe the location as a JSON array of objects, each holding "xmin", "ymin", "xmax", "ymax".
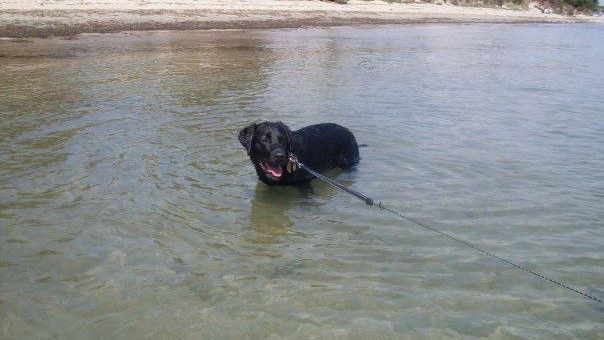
[{"xmin": 1, "ymin": 0, "xmax": 602, "ymax": 37}]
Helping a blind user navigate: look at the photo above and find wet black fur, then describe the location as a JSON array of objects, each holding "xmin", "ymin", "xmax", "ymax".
[{"xmin": 238, "ymin": 122, "xmax": 360, "ymax": 185}]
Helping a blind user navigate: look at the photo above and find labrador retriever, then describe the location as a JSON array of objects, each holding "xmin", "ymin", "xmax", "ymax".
[{"xmin": 238, "ymin": 122, "xmax": 360, "ymax": 185}]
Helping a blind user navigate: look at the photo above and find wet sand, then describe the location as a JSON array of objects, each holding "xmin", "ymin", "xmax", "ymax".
[{"xmin": 1, "ymin": 0, "xmax": 602, "ymax": 38}]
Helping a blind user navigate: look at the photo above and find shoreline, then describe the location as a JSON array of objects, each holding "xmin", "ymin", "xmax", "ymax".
[{"xmin": 1, "ymin": 0, "xmax": 602, "ymax": 38}]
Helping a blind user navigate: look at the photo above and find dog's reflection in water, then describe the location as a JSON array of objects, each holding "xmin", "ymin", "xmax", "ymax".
[
  {"xmin": 246, "ymin": 176, "xmax": 342, "ymax": 242},
  {"xmin": 248, "ymin": 183, "xmax": 300, "ymax": 238}
]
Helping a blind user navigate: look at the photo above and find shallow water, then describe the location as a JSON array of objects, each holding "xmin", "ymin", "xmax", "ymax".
[{"xmin": 1, "ymin": 24, "xmax": 603, "ymax": 338}]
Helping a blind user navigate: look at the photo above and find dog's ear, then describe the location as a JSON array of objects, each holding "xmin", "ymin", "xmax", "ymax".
[
  {"xmin": 238, "ymin": 123, "xmax": 257, "ymax": 154},
  {"xmin": 276, "ymin": 122, "xmax": 294, "ymax": 152}
]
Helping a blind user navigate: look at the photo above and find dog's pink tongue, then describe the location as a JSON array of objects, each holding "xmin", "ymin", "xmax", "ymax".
[{"xmin": 266, "ymin": 165, "xmax": 283, "ymax": 177}]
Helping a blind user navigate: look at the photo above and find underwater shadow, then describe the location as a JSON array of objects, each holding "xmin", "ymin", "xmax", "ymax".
[{"xmin": 247, "ymin": 168, "xmax": 358, "ymax": 238}]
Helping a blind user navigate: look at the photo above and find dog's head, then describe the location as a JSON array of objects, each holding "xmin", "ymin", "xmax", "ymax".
[{"xmin": 238, "ymin": 121, "xmax": 294, "ymax": 183}]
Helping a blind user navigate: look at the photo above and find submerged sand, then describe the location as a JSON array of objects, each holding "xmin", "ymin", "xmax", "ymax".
[{"xmin": 1, "ymin": 0, "xmax": 602, "ymax": 37}]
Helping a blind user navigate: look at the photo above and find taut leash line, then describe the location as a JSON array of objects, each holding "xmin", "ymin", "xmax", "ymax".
[
  {"xmin": 294, "ymin": 160, "xmax": 374, "ymax": 206},
  {"xmin": 288, "ymin": 156, "xmax": 602, "ymax": 304}
]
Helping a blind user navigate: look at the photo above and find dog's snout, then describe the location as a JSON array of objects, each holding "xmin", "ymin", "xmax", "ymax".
[{"xmin": 272, "ymin": 149, "xmax": 286, "ymax": 159}]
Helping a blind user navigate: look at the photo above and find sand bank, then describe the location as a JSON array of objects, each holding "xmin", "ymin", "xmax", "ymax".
[{"xmin": 1, "ymin": 0, "xmax": 602, "ymax": 37}]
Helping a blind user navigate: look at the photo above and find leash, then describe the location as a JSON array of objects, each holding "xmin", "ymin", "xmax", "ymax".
[{"xmin": 288, "ymin": 155, "xmax": 602, "ymax": 304}]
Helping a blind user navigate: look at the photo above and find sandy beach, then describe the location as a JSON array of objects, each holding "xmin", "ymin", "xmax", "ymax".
[{"xmin": 0, "ymin": 0, "xmax": 602, "ymax": 38}]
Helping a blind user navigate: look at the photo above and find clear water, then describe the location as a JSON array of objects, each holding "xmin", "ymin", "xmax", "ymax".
[{"xmin": 1, "ymin": 24, "xmax": 603, "ymax": 338}]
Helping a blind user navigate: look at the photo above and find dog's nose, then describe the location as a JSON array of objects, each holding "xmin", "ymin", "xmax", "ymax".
[{"xmin": 273, "ymin": 150, "xmax": 286, "ymax": 159}]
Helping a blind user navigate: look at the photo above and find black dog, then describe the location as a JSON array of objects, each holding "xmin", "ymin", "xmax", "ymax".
[{"xmin": 238, "ymin": 122, "xmax": 360, "ymax": 185}]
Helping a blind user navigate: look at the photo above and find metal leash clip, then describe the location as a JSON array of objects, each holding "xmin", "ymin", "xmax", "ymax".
[{"xmin": 286, "ymin": 154, "xmax": 299, "ymax": 174}]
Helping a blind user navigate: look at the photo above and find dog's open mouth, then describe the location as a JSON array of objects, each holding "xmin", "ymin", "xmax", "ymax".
[{"xmin": 260, "ymin": 162, "xmax": 284, "ymax": 179}]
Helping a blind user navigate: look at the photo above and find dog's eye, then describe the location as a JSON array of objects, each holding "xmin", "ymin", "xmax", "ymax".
[{"xmin": 265, "ymin": 132, "xmax": 271, "ymax": 140}]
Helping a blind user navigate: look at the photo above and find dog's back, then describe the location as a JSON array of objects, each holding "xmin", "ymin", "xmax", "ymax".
[{"xmin": 292, "ymin": 123, "xmax": 360, "ymax": 173}]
